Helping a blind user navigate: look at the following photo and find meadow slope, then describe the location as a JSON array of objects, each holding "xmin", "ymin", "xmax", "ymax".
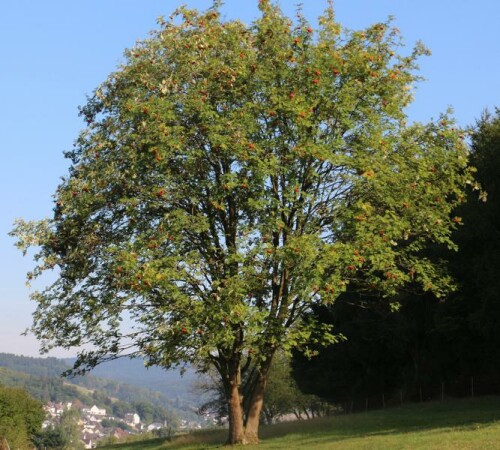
[{"xmin": 102, "ymin": 396, "xmax": 500, "ymax": 449}]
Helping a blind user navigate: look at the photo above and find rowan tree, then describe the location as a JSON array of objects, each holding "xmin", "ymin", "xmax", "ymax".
[{"xmin": 12, "ymin": 0, "xmax": 476, "ymax": 444}]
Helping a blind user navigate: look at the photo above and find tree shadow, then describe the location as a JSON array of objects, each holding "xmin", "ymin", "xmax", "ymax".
[
  {"xmin": 103, "ymin": 397, "xmax": 500, "ymax": 449},
  {"xmin": 257, "ymin": 396, "xmax": 500, "ymax": 443}
]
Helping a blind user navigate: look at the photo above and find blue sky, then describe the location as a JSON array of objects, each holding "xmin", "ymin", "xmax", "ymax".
[{"xmin": 1, "ymin": 0, "xmax": 499, "ymax": 357}]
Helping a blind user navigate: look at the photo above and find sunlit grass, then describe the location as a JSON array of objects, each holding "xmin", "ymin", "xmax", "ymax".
[{"xmin": 101, "ymin": 396, "xmax": 500, "ymax": 449}]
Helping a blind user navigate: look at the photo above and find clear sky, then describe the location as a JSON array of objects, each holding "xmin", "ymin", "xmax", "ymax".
[{"xmin": 1, "ymin": 0, "xmax": 499, "ymax": 357}]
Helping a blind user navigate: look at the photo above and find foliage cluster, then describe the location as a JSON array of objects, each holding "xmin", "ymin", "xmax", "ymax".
[
  {"xmin": 33, "ymin": 408, "xmax": 85, "ymax": 450},
  {"xmin": 292, "ymin": 111, "xmax": 500, "ymax": 406},
  {"xmin": 0, "ymin": 385, "xmax": 44, "ymax": 449}
]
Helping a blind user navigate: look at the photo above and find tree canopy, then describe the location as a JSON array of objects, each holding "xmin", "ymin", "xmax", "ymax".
[
  {"xmin": 0, "ymin": 386, "xmax": 44, "ymax": 449},
  {"xmin": 12, "ymin": 0, "xmax": 476, "ymax": 444}
]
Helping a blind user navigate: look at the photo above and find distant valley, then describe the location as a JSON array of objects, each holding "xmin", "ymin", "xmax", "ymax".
[
  {"xmin": 0, "ymin": 353, "xmax": 207, "ymax": 424},
  {"xmin": 64, "ymin": 356, "xmax": 202, "ymax": 404}
]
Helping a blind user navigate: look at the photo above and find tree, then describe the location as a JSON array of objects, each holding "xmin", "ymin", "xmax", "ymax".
[
  {"xmin": 134, "ymin": 401, "xmax": 154, "ymax": 424},
  {"xmin": 58, "ymin": 408, "xmax": 85, "ymax": 450},
  {"xmin": 101, "ymin": 418, "xmax": 132, "ymax": 431},
  {"xmin": 33, "ymin": 427, "xmax": 67, "ymax": 450},
  {"xmin": 262, "ymin": 351, "xmax": 326, "ymax": 423},
  {"xmin": 0, "ymin": 386, "xmax": 45, "ymax": 449},
  {"xmin": 435, "ymin": 109, "xmax": 500, "ymax": 379},
  {"xmin": 34, "ymin": 408, "xmax": 85, "ymax": 450},
  {"xmin": 11, "ymin": 0, "xmax": 476, "ymax": 444},
  {"xmin": 198, "ymin": 351, "xmax": 323, "ymax": 425}
]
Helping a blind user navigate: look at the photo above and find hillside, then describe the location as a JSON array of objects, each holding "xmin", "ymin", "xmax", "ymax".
[
  {"xmin": 101, "ymin": 396, "xmax": 500, "ymax": 449},
  {"xmin": 0, "ymin": 365, "xmax": 95, "ymax": 405},
  {"xmin": 64, "ymin": 356, "xmax": 203, "ymax": 405},
  {"xmin": 0, "ymin": 353, "xmax": 202, "ymax": 423}
]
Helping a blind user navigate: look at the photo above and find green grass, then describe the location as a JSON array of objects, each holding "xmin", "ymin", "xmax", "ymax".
[{"xmin": 101, "ymin": 396, "xmax": 500, "ymax": 449}]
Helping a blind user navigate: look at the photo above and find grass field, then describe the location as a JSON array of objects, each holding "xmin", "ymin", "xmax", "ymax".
[{"xmin": 101, "ymin": 396, "xmax": 500, "ymax": 449}]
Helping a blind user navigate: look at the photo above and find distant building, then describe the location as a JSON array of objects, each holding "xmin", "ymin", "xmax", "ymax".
[
  {"xmin": 83, "ymin": 420, "xmax": 103, "ymax": 434},
  {"xmin": 89, "ymin": 405, "xmax": 106, "ymax": 416},
  {"xmin": 44, "ymin": 401, "xmax": 73, "ymax": 418},
  {"xmin": 124, "ymin": 412, "xmax": 140, "ymax": 425},
  {"xmin": 147, "ymin": 422, "xmax": 164, "ymax": 431},
  {"xmin": 107, "ymin": 427, "xmax": 130, "ymax": 439},
  {"xmin": 82, "ymin": 432, "xmax": 98, "ymax": 449}
]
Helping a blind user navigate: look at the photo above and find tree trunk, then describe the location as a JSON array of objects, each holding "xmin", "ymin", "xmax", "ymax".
[
  {"xmin": 222, "ymin": 350, "xmax": 274, "ymax": 445},
  {"xmin": 263, "ymin": 407, "xmax": 273, "ymax": 425},
  {"xmin": 227, "ymin": 381, "xmax": 246, "ymax": 445},
  {"xmin": 244, "ymin": 374, "xmax": 266, "ymax": 445}
]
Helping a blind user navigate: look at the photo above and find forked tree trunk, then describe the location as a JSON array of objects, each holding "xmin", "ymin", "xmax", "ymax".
[{"xmin": 224, "ymin": 352, "xmax": 274, "ymax": 445}]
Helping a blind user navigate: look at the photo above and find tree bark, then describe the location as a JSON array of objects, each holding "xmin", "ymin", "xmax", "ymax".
[
  {"xmin": 243, "ymin": 376, "xmax": 266, "ymax": 444},
  {"xmin": 226, "ymin": 380, "xmax": 246, "ymax": 445},
  {"xmin": 243, "ymin": 356, "xmax": 273, "ymax": 445},
  {"xmin": 222, "ymin": 350, "xmax": 275, "ymax": 445}
]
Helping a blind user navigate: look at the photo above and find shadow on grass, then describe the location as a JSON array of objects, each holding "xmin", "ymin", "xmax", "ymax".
[
  {"xmin": 257, "ymin": 396, "xmax": 500, "ymax": 443},
  {"xmin": 103, "ymin": 396, "xmax": 500, "ymax": 449}
]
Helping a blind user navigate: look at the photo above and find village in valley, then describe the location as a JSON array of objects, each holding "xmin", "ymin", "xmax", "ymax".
[{"xmin": 43, "ymin": 401, "xmax": 205, "ymax": 448}]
